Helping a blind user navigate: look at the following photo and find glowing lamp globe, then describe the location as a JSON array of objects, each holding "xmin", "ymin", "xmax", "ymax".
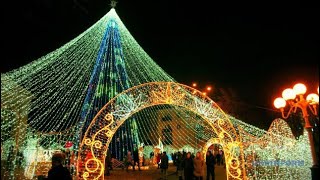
[
  {"xmin": 274, "ymin": 97, "xmax": 286, "ymax": 109},
  {"xmin": 306, "ymin": 93, "xmax": 319, "ymax": 104},
  {"xmin": 282, "ymin": 88, "xmax": 296, "ymax": 100},
  {"xmin": 293, "ymin": 83, "xmax": 307, "ymax": 95}
]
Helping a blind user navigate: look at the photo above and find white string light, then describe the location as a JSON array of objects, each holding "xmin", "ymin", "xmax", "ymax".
[{"xmin": 1, "ymin": 8, "xmax": 312, "ymax": 180}]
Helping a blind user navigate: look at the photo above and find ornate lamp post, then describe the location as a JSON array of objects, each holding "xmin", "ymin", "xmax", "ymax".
[{"xmin": 273, "ymin": 83, "xmax": 319, "ymax": 179}]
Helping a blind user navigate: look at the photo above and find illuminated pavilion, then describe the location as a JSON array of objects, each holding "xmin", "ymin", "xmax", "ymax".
[{"xmin": 1, "ymin": 6, "xmax": 312, "ymax": 180}]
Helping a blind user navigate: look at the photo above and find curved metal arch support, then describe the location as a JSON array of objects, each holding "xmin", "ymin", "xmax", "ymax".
[{"xmin": 77, "ymin": 82, "xmax": 246, "ymax": 180}]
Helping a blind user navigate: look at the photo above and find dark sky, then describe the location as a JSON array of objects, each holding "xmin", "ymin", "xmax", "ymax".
[{"xmin": 3, "ymin": 0, "xmax": 319, "ymax": 129}]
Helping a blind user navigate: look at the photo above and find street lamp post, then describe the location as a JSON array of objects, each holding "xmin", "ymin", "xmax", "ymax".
[{"xmin": 274, "ymin": 83, "xmax": 319, "ymax": 179}]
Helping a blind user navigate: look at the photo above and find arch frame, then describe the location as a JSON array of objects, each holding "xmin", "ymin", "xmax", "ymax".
[{"xmin": 77, "ymin": 82, "xmax": 246, "ymax": 180}]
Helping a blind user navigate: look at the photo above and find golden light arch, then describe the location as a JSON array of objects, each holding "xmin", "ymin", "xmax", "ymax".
[
  {"xmin": 202, "ymin": 138, "xmax": 222, "ymax": 158},
  {"xmin": 77, "ymin": 82, "xmax": 246, "ymax": 179}
]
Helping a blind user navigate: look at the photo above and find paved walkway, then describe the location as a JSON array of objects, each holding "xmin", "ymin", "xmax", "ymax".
[
  {"xmin": 105, "ymin": 164, "xmax": 227, "ymax": 180},
  {"xmin": 1, "ymin": 164, "xmax": 227, "ymax": 180}
]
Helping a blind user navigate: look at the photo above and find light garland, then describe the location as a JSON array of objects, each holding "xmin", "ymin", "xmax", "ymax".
[
  {"xmin": 78, "ymin": 82, "xmax": 244, "ymax": 179},
  {"xmin": 1, "ymin": 7, "xmax": 313, "ymax": 180}
]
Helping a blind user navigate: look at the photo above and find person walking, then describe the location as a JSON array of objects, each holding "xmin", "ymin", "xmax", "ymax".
[
  {"xmin": 133, "ymin": 149, "xmax": 140, "ymax": 171},
  {"xmin": 157, "ymin": 153, "xmax": 162, "ymax": 169},
  {"xmin": 193, "ymin": 152, "xmax": 204, "ymax": 180},
  {"xmin": 206, "ymin": 151, "xmax": 215, "ymax": 180},
  {"xmin": 47, "ymin": 152, "xmax": 72, "ymax": 180},
  {"xmin": 104, "ymin": 150, "xmax": 112, "ymax": 176},
  {"xmin": 125, "ymin": 151, "xmax": 134, "ymax": 171},
  {"xmin": 216, "ymin": 152, "xmax": 221, "ymax": 166},
  {"xmin": 160, "ymin": 151, "xmax": 169, "ymax": 179},
  {"xmin": 176, "ymin": 151, "xmax": 184, "ymax": 180},
  {"xmin": 150, "ymin": 151, "xmax": 154, "ymax": 164},
  {"xmin": 183, "ymin": 152, "xmax": 194, "ymax": 180}
]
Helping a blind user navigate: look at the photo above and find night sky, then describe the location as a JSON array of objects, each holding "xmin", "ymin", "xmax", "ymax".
[{"xmin": 3, "ymin": 0, "xmax": 319, "ymax": 129}]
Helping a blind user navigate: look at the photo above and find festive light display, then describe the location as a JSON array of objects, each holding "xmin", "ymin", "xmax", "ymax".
[
  {"xmin": 79, "ymin": 82, "xmax": 245, "ymax": 179},
  {"xmin": 1, "ymin": 7, "xmax": 312, "ymax": 180},
  {"xmin": 239, "ymin": 119, "xmax": 312, "ymax": 179},
  {"xmin": 71, "ymin": 15, "xmax": 142, "ymax": 161},
  {"xmin": 1, "ymin": 7, "xmax": 175, "ymax": 177}
]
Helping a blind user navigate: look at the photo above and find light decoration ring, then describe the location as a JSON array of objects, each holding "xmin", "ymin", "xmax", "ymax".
[
  {"xmin": 104, "ymin": 113, "xmax": 113, "ymax": 121},
  {"xmin": 83, "ymin": 158, "xmax": 104, "ymax": 180},
  {"xmin": 83, "ymin": 172, "xmax": 89, "ymax": 179},
  {"xmin": 84, "ymin": 138, "xmax": 92, "ymax": 146},
  {"xmin": 85, "ymin": 158, "xmax": 100, "ymax": 173},
  {"xmin": 94, "ymin": 140, "xmax": 102, "ymax": 149}
]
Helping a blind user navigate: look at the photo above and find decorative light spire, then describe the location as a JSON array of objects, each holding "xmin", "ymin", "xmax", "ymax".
[{"xmin": 110, "ymin": 0, "xmax": 117, "ymax": 8}]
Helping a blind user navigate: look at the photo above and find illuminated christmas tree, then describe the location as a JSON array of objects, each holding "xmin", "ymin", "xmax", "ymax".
[{"xmin": 73, "ymin": 17, "xmax": 140, "ymax": 160}]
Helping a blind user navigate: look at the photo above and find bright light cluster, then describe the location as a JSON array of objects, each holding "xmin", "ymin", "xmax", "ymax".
[
  {"xmin": 79, "ymin": 82, "xmax": 243, "ymax": 180},
  {"xmin": 79, "ymin": 81, "xmax": 312, "ymax": 180},
  {"xmin": 239, "ymin": 118, "xmax": 311, "ymax": 179},
  {"xmin": 0, "ymin": 7, "xmax": 312, "ymax": 180},
  {"xmin": 1, "ymin": 8, "xmax": 174, "ymax": 178}
]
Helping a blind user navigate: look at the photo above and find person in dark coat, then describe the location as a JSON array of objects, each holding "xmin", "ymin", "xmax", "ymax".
[
  {"xmin": 183, "ymin": 152, "xmax": 194, "ymax": 180},
  {"xmin": 176, "ymin": 152, "xmax": 184, "ymax": 180},
  {"xmin": 47, "ymin": 153, "xmax": 72, "ymax": 180},
  {"xmin": 133, "ymin": 149, "xmax": 140, "ymax": 170},
  {"xmin": 160, "ymin": 151, "xmax": 169, "ymax": 179},
  {"xmin": 125, "ymin": 151, "xmax": 134, "ymax": 171},
  {"xmin": 206, "ymin": 151, "xmax": 215, "ymax": 180},
  {"xmin": 105, "ymin": 150, "xmax": 112, "ymax": 176}
]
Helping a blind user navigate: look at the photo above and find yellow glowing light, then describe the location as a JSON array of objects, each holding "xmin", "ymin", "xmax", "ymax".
[
  {"xmin": 79, "ymin": 82, "xmax": 243, "ymax": 180},
  {"xmin": 85, "ymin": 159, "xmax": 100, "ymax": 172},
  {"xmin": 104, "ymin": 113, "xmax": 113, "ymax": 121},
  {"xmin": 293, "ymin": 83, "xmax": 307, "ymax": 95},
  {"xmin": 94, "ymin": 140, "xmax": 102, "ymax": 149},
  {"xmin": 0, "ymin": 4, "xmax": 312, "ymax": 179},
  {"xmin": 207, "ymin": 86, "xmax": 212, "ymax": 91},
  {"xmin": 282, "ymin": 88, "xmax": 296, "ymax": 100},
  {"xmin": 274, "ymin": 97, "xmax": 286, "ymax": 109},
  {"xmin": 192, "ymin": 83, "xmax": 197, "ymax": 87},
  {"xmin": 306, "ymin": 93, "xmax": 319, "ymax": 104},
  {"xmin": 83, "ymin": 172, "xmax": 89, "ymax": 178},
  {"xmin": 84, "ymin": 138, "xmax": 92, "ymax": 145},
  {"xmin": 78, "ymin": 81, "xmax": 312, "ymax": 180},
  {"xmin": 203, "ymin": 92, "xmax": 207, "ymax": 96}
]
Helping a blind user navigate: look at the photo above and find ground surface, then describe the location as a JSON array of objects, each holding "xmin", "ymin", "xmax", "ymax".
[
  {"xmin": 1, "ymin": 163, "xmax": 227, "ymax": 180},
  {"xmin": 105, "ymin": 164, "xmax": 227, "ymax": 180}
]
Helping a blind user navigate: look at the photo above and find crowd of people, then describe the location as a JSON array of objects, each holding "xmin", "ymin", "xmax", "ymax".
[
  {"xmin": 39, "ymin": 147, "xmax": 224, "ymax": 180},
  {"xmin": 155, "ymin": 149, "xmax": 225, "ymax": 180},
  {"xmin": 172, "ymin": 151, "xmax": 213, "ymax": 180}
]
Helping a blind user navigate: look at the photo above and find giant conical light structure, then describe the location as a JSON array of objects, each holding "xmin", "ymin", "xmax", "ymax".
[
  {"xmin": 1, "ymin": 9, "xmax": 173, "ymax": 139},
  {"xmin": 1, "ymin": 8, "xmax": 176, "ymax": 176},
  {"xmin": 1, "ymin": 7, "xmax": 312, "ymax": 180},
  {"xmin": 73, "ymin": 12, "xmax": 140, "ymax": 160}
]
